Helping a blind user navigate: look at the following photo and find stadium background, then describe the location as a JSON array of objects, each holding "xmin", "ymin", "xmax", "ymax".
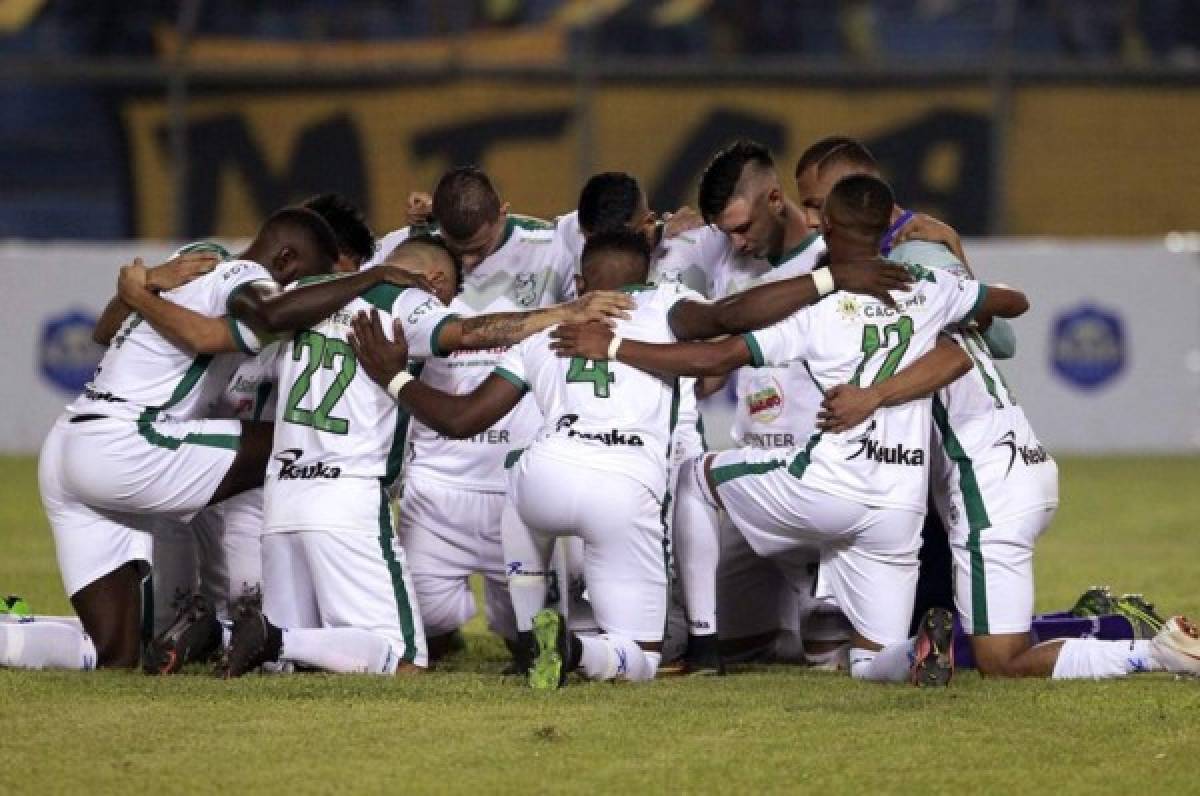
[{"xmin": 2, "ymin": 3, "xmax": 1199, "ymax": 792}]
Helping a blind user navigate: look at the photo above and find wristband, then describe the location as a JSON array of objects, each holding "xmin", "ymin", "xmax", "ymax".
[
  {"xmin": 607, "ymin": 335, "xmax": 623, "ymax": 360},
  {"xmin": 386, "ymin": 371, "xmax": 413, "ymax": 401},
  {"xmin": 812, "ymin": 266, "xmax": 835, "ymax": 297}
]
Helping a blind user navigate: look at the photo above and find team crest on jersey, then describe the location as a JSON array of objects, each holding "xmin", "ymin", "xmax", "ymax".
[
  {"xmin": 837, "ymin": 296, "xmax": 861, "ymax": 321},
  {"xmin": 512, "ymin": 273, "xmax": 543, "ymax": 307},
  {"xmin": 745, "ymin": 372, "xmax": 784, "ymax": 423}
]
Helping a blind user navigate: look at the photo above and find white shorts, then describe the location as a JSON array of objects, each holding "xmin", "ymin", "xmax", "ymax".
[
  {"xmin": 952, "ymin": 507, "xmax": 1056, "ymax": 636},
  {"xmin": 398, "ymin": 478, "xmax": 515, "ymax": 639},
  {"xmin": 262, "ymin": 523, "xmax": 427, "ymax": 668},
  {"xmin": 59, "ymin": 414, "xmax": 241, "ymax": 527},
  {"xmin": 40, "ymin": 415, "xmax": 152, "ymax": 597},
  {"xmin": 708, "ymin": 447, "xmax": 924, "ymax": 646},
  {"xmin": 508, "ymin": 449, "xmax": 668, "ymax": 642}
]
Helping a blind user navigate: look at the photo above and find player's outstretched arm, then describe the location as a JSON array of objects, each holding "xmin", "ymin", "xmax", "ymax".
[
  {"xmin": 229, "ymin": 264, "xmax": 434, "ymax": 337},
  {"xmin": 972, "ymin": 284, "xmax": 1029, "ymax": 329},
  {"xmin": 432, "ymin": 291, "xmax": 633, "ymax": 354},
  {"xmin": 667, "ymin": 257, "xmax": 913, "ymax": 341},
  {"xmin": 550, "ymin": 321, "xmax": 752, "ymax": 379},
  {"xmin": 117, "ymin": 260, "xmax": 239, "ymax": 354},
  {"xmin": 349, "ymin": 309, "xmax": 522, "ymax": 438},
  {"xmin": 817, "ymin": 333, "xmax": 973, "ymax": 433},
  {"xmin": 94, "ymin": 251, "xmax": 220, "ymax": 345}
]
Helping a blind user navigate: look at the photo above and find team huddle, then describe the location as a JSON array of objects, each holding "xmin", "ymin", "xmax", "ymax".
[{"xmin": 3, "ymin": 136, "xmax": 1198, "ymax": 688}]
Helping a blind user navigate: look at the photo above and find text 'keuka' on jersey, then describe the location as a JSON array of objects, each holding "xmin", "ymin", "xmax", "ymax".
[
  {"xmin": 264, "ymin": 279, "xmax": 456, "ymax": 535},
  {"xmin": 743, "ymin": 265, "xmax": 988, "ymax": 514},
  {"xmin": 70, "ymin": 259, "xmax": 275, "ymax": 424},
  {"xmin": 494, "ymin": 283, "xmax": 703, "ymax": 502}
]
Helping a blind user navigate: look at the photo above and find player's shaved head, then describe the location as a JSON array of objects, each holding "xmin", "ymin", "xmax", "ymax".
[
  {"xmin": 698, "ymin": 140, "xmax": 776, "ymax": 224},
  {"xmin": 249, "ymin": 206, "xmax": 340, "ymax": 284},
  {"xmin": 816, "ymin": 139, "xmax": 879, "ymax": 179},
  {"xmin": 794, "ymin": 136, "xmax": 859, "ymax": 180},
  {"xmin": 432, "ymin": 166, "xmax": 503, "ymax": 241},
  {"xmin": 795, "ymin": 136, "xmax": 881, "ymax": 232},
  {"xmin": 823, "ymin": 174, "xmax": 894, "ymax": 246},
  {"xmin": 578, "ymin": 227, "xmax": 651, "ymax": 293},
  {"xmin": 384, "ymin": 233, "xmax": 461, "ymax": 306}
]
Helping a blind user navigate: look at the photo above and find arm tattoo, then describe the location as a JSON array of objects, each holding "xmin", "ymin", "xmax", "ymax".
[{"xmin": 459, "ymin": 311, "xmax": 537, "ymax": 348}]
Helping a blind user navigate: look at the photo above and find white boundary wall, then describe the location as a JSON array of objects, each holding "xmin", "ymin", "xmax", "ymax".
[{"xmin": 1, "ymin": 239, "xmax": 1198, "ymax": 455}]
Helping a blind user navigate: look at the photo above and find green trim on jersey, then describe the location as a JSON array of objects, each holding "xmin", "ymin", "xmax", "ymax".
[
  {"xmin": 226, "ymin": 315, "xmax": 255, "ymax": 355},
  {"xmin": 963, "ymin": 284, "xmax": 989, "ymax": 324},
  {"xmin": 251, "ymin": 382, "xmax": 274, "ymax": 423},
  {"xmin": 743, "ymin": 333, "xmax": 765, "ymax": 368},
  {"xmin": 135, "ymin": 354, "xmax": 240, "ymax": 451},
  {"xmin": 377, "ymin": 488, "xmax": 418, "ymax": 663},
  {"xmin": 902, "ymin": 262, "xmax": 938, "ymax": 283},
  {"xmin": 493, "ymin": 366, "xmax": 530, "ymax": 393},
  {"xmin": 710, "ymin": 457, "xmax": 786, "ymax": 486},
  {"xmin": 504, "ymin": 447, "xmax": 526, "ymax": 469},
  {"xmin": 383, "ymin": 363, "xmax": 420, "ymax": 487},
  {"xmin": 496, "ymin": 214, "xmax": 554, "ymax": 252},
  {"xmin": 932, "ymin": 395, "xmax": 991, "ymax": 635},
  {"xmin": 767, "ymin": 231, "xmax": 820, "ymax": 268},
  {"xmin": 361, "ymin": 283, "xmax": 406, "ymax": 312},
  {"xmin": 295, "ymin": 273, "xmax": 342, "ymax": 288},
  {"xmin": 787, "ymin": 431, "xmax": 824, "ymax": 479},
  {"xmin": 618, "ymin": 283, "xmax": 654, "ymax": 294},
  {"xmin": 429, "ymin": 313, "xmax": 459, "ymax": 358},
  {"xmin": 177, "ymin": 241, "xmax": 232, "ymax": 260}
]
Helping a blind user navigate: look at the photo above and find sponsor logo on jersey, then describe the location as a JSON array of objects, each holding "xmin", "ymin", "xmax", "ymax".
[
  {"xmin": 994, "ymin": 430, "xmax": 1050, "ymax": 477},
  {"xmin": 1051, "ymin": 304, "xmax": 1125, "ymax": 389},
  {"xmin": 274, "ymin": 448, "xmax": 342, "ymax": 479},
  {"xmin": 744, "ymin": 372, "xmax": 784, "ymax": 423},
  {"xmin": 39, "ymin": 309, "xmax": 104, "ymax": 393},
  {"xmin": 554, "ymin": 414, "xmax": 644, "ymax": 447},
  {"xmin": 863, "ymin": 292, "xmax": 927, "ymax": 318},
  {"xmin": 845, "ymin": 420, "xmax": 925, "ymax": 466},
  {"xmin": 408, "ymin": 298, "xmax": 435, "ymax": 323}
]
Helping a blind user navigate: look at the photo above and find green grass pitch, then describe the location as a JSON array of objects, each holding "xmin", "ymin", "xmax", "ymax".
[{"xmin": 1, "ymin": 454, "xmax": 1198, "ymax": 793}]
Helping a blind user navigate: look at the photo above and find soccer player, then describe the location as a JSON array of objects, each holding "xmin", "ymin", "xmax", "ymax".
[
  {"xmin": 368, "ymin": 168, "xmax": 587, "ymax": 663},
  {"xmin": 349, "ymin": 224, "xmax": 912, "ymax": 687},
  {"xmin": 551, "ymin": 175, "xmax": 1035, "ymax": 683},
  {"xmin": 217, "ymin": 234, "xmax": 627, "ymax": 677}
]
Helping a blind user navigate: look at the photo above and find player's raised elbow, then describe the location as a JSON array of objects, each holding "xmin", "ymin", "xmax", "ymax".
[{"xmin": 984, "ymin": 286, "xmax": 1030, "ymax": 320}]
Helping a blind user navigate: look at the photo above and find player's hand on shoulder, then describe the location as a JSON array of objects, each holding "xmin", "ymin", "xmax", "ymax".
[
  {"xmin": 145, "ymin": 251, "xmax": 219, "ymax": 292},
  {"xmin": 662, "ymin": 206, "xmax": 704, "ymax": 238},
  {"xmin": 817, "ymin": 383, "xmax": 882, "ymax": 433},
  {"xmin": 117, "ymin": 258, "xmax": 150, "ymax": 303},
  {"xmin": 378, "ymin": 264, "xmax": 441, "ymax": 299},
  {"xmin": 828, "ymin": 256, "xmax": 912, "ymax": 308},
  {"xmin": 549, "ymin": 321, "xmax": 613, "ymax": 361},
  {"xmin": 406, "ymin": 191, "xmax": 434, "ymax": 226},
  {"xmin": 893, "ymin": 213, "xmax": 968, "ymax": 268},
  {"xmin": 349, "ymin": 309, "xmax": 409, "ymax": 388},
  {"xmin": 567, "ymin": 291, "xmax": 634, "ymax": 324}
]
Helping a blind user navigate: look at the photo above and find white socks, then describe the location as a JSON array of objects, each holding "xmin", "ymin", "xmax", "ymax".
[
  {"xmin": 508, "ymin": 574, "xmax": 549, "ymax": 634},
  {"xmin": 280, "ymin": 628, "xmax": 398, "ymax": 675},
  {"xmin": 849, "ymin": 640, "xmax": 917, "ymax": 682},
  {"xmin": 578, "ymin": 634, "xmax": 661, "ymax": 682},
  {"xmin": 674, "ymin": 456, "xmax": 721, "ymax": 636},
  {"xmin": 0, "ymin": 621, "xmax": 97, "ymax": 670},
  {"xmin": 1051, "ymin": 638, "xmax": 1164, "ymax": 679}
]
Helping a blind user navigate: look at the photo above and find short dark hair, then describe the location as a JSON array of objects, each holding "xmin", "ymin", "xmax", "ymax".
[
  {"xmin": 577, "ymin": 172, "xmax": 642, "ymax": 236},
  {"xmin": 302, "ymin": 193, "xmax": 375, "ymax": 263},
  {"xmin": 581, "ymin": 226, "xmax": 651, "ymax": 271},
  {"xmin": 794, "ymin": 135, "xmax": 859, "ymax": 179},
  {"xmin": 825, "ymin": 174, "xmax": 894, "ymax": 242},
  {"xmin": 392, "ymin": 233, "xmax": 463, "ymax": 295},
  {"xmin": 815, "ymin": 139, "xmax": 878, "ymax": 178},
  {"xmin": 431, "ymin": 166, "xmax": 502, "ymax": 241},
  {"xmin": 261, "ymin": 206, "xmax": 340, "ymax": 269},
  {"xmin": 698, "ymin": 140, "xmax": 774, "ymax": 223}
]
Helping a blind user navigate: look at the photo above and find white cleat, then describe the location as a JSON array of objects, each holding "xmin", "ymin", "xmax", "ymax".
[{"xmin": 1150, "ymin": 615, "xmax": 1200, "ymax": 676}]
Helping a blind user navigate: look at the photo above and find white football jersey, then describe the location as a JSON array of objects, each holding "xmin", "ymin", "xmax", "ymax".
[
  {"xmin": 70, "ymin": 258, "xmax": 274, "ymax": 423},
  {"xmin": 216, "ymin": 343, "xmax": 280, "ymax": 422},
  {"xmin": 706, "ymin": 231, "xmax": 827, "ymax": 449},
  {"xmin": 392, "ymin": 216, "xmax": 578, "ymax": 493},
  {"xmin": 264, "ymin": 280, "xmax": 455, "ymax": 534},
  {"xmin": 495, "ymin": 283, "xmax": 701, "ymax": 500},
  {"xmin": 744, "ymin": 264, "xmax": 988, "ymax": 513}
]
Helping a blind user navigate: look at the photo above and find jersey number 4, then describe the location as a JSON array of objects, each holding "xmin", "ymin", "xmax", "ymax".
[
  {"xmin": 283, "ymin": 331, "xmax": 356, "ymax": 434},
  {"xmin": 566, "ymin": 356, "xmax": 614, "ymax": 398}
]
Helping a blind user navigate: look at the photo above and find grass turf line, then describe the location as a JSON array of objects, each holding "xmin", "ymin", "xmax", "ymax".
[{"xmin": 1, "ymin": 455, "xmax": 1198, "ymax": 793}]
